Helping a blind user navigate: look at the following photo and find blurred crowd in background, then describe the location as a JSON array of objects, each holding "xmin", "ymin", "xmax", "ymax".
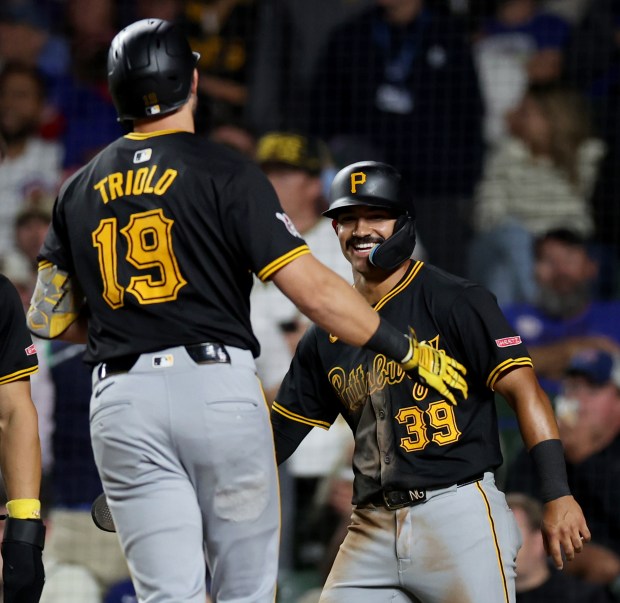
[{"xmin": 1, "ymin": 0, "xmax": 620, "ymax": 602}]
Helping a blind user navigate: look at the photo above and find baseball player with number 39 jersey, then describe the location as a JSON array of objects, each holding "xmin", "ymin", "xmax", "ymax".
[
  {"xmin": 26, "ymin": 21, "xmax": 469, "ymax": 603},
  {"xmin": 271, "ymin": 161, "xmax": 591, "ymax": 603}
]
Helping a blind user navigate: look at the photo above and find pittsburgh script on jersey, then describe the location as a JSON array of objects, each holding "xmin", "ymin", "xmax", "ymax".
[
  {"xmin": 94, "ymin": 166, "xmax": 178, "ymax": 203},
  {"xmin": 328, "ymin": 354, "xmax": 415, "ymax": 411}
]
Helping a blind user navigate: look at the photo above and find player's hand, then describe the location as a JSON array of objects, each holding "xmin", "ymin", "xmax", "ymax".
[
  {"xmin": 2, "ymin": 518, "xmax": 46, "ymax": 602},
  {"xmin": 401, "ymin": 328, "xmax": 468, "ymax": 404},
  {"xmin": 541, "ymin": 495, "xmax": 590, "ymax": 570}
]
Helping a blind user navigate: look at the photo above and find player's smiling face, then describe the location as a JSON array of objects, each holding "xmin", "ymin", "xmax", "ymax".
[{"xmin": 335, "ymin": 206, "xmax": 397, "ymax": 273}]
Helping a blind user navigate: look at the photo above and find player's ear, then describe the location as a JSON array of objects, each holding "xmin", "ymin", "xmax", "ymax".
[{"xmin": 331, "ymin": 219, "xmax": 338, "ymax": 234}]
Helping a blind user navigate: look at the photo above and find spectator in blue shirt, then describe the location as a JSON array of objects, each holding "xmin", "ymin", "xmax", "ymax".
[{"xmin": 502, "ymin": 229, "xmax": 620, "ymax": 398}]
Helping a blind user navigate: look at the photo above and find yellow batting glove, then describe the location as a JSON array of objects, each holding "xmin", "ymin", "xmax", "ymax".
[{"xmin": 401, "ymin": 328, "xmax": 468, "ymax": 405}]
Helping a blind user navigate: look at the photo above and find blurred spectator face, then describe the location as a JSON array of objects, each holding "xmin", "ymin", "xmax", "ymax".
[
  {"xmin": 209, "ymin": 124, "xmax": 256, "ymax": 159},
  {"xmin": 558, "ymin": 373, "xmax": 620, "ymax": 455},
  {"xmin": 256, "ymin": 132, "xmax": 330, "ymax": 223},
  {"xmin": 508, "ymin": 94, "xmax": 551, "ymax": 155},
  {"xmin": 376, "ymin": 0, "xmax": 423, "ymax": 21},
  {"xmin": 513, "ymin": 506, "xmax": 545, "ymax": 582},
  {"xmin": 266, "ymin": 168, "xmax": 323, "ymax": 218},
  {"xmin": 0, "ymin": 68, "xmax": 44, "ymax": 144},
  {"xmin": 534, "ymin": 237, "xmax": 596, "ymax": 317},
  {"xmin": 15, "ymin": 214, "xmax": 50, "ymax": 264},
  {"xmin": 0, "ymin": 21, "xmax": 47, "ymax": 66},
  {"xmin": 67, "ymin": 0, "xmax": 115, "ymax": 39},
  {"xmin": 497, "ymin": 0, "xmax": 536, "ymax": 25}
]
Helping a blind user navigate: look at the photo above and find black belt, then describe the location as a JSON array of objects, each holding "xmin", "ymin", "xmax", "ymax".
[
  {"xmin": 368, "ymin": 473, "xmax": 484, "ymax": 511},
  {"xmin": 98, "ymin": 343, "xmax": 231, "ymax": 379}
]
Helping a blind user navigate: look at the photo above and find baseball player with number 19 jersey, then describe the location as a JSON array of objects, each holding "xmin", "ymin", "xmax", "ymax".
[
  {"xmin": 26, "ymin": 21, "xmax": 469, "ymax": 603},
  {"xmin": 271, "ymin": 161, "xmax": 591, "ymax": 603}
]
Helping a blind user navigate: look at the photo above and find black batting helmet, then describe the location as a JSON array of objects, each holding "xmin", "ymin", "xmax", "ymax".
[
  {"xmin": 107, "ymin": 19, "xmax": 200, "ymax": 121},
  {"xmin": 323, "ymin": 161, "xmax": 417, "ymax": 271}
]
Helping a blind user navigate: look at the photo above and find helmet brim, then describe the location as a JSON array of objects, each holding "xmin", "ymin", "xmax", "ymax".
[{"xmin": 322, "ymin": 196, "xmax": 407, "ymax": 219}]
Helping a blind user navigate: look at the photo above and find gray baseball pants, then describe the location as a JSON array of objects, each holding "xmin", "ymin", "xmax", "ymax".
[
  {"xmin": 320, "ymin": 472, "xmax": 521, "ymax": 603},
  {"xmin": 90, "ymin": 345, "xmax": 279, "ymax": 603}
]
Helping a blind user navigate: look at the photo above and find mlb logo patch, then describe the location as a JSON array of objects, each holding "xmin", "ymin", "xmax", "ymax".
[
  {"xmin": 133, "ymin": 148, "xmax": 152, "ymax": 164},
  {"xmin": 25, "ymin": 344, "xmax": 37, "ymax": 356},
  {"xmin": 495, "ymin": 336, "xmax": 522, "ymax": 348},
  {"xmin": 152, "ymin": 354, "xmax": 174, "ymax": 368}
]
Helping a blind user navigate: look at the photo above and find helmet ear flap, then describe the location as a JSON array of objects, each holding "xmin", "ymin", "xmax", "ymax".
[{"xmin": 368, "ymin": 215, "xmax": 416, "ymax": 271}]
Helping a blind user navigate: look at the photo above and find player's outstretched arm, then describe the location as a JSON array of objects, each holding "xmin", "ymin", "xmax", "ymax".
[
  {"xmin": 272, "ymin": 254, "xmax": 468, "ymax": 402},
  {"xmin": 495, "ymin": 366, "xmax": 590, "ymax": 569},
  {"xmin": 0, "ymin": 379, "xmax": 46, "ymax": 602}
]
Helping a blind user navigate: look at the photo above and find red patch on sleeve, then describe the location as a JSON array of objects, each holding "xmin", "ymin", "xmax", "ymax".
[
  {"xmin": 25, "ymin": 344, "xmax": 37, "ymax": 356},
  {"xmin": 495, "ymin": 336, "xmax": 522, "ymax": 348}
]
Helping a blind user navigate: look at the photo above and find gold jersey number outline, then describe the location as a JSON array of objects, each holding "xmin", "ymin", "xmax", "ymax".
[{"xmin": 92, "ymin": 208, "xmax": 187, "ymax": 308}]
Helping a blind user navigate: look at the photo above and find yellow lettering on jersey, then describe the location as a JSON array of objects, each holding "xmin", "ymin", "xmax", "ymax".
[
  {"xmin": 125, "ymin": 169, "xmax": 134, "ymax": 196},
  {"xmin": 328, "ymin": 354, "xmax": 406, "ymax": 411},
  {"xmin": 94, "ymin": 177, "xmax": 110, "ymax": 203},
  {"xmin": 94, "ymin": 166, "xmax": 179, "ymax": 203},
  {"xmin": 108, "ymin": 172, "xmax": 124, "ymax": 201},
  {"xmin": 350, "ymin": 172, "xmax": 366, "ymax": 194},
  {"xmin": 412, "ymin": 382, "xmax": 428, "ymax": 401},
  {"xmin": 143, "ymin": 165, "xmax": 157, "ymax": 193},
  {"xmin": 133, "ymin": 167, "xmax": 148, "ymax": 195},
  {"xmin": 153, "ymin": 169, "xmax": 178, "ymax": 194}
]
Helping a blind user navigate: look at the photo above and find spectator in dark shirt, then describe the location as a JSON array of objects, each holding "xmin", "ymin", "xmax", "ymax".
[{"xmin": 308, "ymin": 0, "xmax": 484, "ymax": 274}]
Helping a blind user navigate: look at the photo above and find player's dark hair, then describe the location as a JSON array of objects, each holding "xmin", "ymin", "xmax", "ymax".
[{"xmin": 533, "ymin": 228, "xmax": 589, "ymax": 258}]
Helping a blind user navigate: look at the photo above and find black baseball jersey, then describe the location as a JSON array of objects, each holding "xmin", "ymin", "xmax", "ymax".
[
  {"xmin": 272, "ymin": 261, "xmax": 533, "ymax": 504},
  {"xmin": 40, "ymin": 131, "xmax": 310, "ymax": 364},
  {"xmin": 0, "ymin": 275, "xmax": 38, "ymax": 384}
]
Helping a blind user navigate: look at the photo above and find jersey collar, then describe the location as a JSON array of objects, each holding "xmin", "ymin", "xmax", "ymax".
[
  {"xmin": 374, "ymin": 260, "xmax": 424, "ymax": 312},
  {"xmin": 125, "ymin": 129, "xmax": 186, "ymax": 140}
]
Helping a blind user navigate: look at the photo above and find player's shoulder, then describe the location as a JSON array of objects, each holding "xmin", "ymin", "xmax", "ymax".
[
  {"xmin": 0, "ymin": 273, "xmax": 23, "ymax": 304},
  {"xmin": 418, "ymin": 263, "xmax": 500, "ymax": 313},
  {"xmin": 174, "ymin": 135, "xmax": 265, "ymax": 184},
  {"xmin": 420, "ymin": 263, "xmax": 486, "ymax": 296},
  {"xmin": 0, "ymin": 273, "xmax": 13, "ymax": 296},
  {"xmin": 0, "ymin": 274, "xmax": 24, "ymax": 327}
]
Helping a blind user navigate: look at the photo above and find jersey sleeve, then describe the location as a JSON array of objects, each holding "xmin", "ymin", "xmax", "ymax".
[
  {"xmin": 0, "ymin": 276, "xmax": 38, "ymax": 384},
  {"xmin": 272, "ymin": 328, "xmax": 341, "ymax": 430},
  {"xmin": 221, "ymin": 161, "xmax": 310, "ymax": 280},
  {"xmin": 448, "ymin": 285, "xmax": 533, "ymax": 390}
]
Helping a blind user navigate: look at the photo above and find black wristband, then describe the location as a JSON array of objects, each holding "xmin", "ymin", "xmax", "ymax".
[
  {"xmin": 365, "ymin": 317, "xmax": 409, "ymax": 362},
  {"xmin": 3, "ymin": 518, "xmax": 46, "ymax": 550},
  {"xmin": 529, "ymin": 439, "xmax": 571, "ymax": 503}
]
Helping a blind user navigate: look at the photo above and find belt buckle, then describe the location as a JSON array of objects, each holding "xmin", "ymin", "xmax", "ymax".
[{"xmin": 382, "ymin": 488, "xmax": 426, "ymax": 510}]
